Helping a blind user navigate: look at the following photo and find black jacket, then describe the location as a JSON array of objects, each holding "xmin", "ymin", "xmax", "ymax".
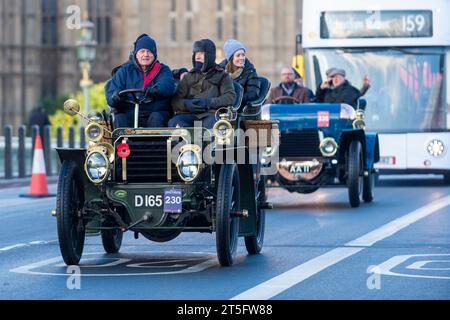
[
  {"xmin": 220, "ymin": 59, "xmax": 261, "ymax": 104},
  {"xmin": 315, "ymin": 80, "xmax": 361, "ymax": 107}
]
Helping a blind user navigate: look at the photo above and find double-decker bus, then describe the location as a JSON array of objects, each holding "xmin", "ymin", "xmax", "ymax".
[{"xmin": 301, "ymin": 0, "xmax": 450, "ymax": 182}]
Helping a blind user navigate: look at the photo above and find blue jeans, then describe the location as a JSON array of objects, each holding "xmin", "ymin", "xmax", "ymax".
[
  {"xmin": 114, "ymin": 111, "xmax": 170, "ymax": 128},
  {"xmin": 168, "ymin": 114, "xmax": 216, "ymax": 129}
]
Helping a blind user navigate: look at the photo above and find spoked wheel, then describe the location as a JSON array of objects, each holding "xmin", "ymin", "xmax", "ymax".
[
  {"xmin": 101, "ymin": 228, "xmax": 123, "ymax": 254},
  {"xmin": 245, "ymin": 178, "xmax": 266, "ymax": 255},
  {"xmin": 347, "ymin": 140, "xmax": 363, "ymax": 208},
  {"xmin": 363, "ymin": 169, "xmax": 376, "ymax": 203},
  {"xmin": 56, "ymin": 161, "xmax": 85, "ymax": 265},
  {"xmin": 216, "ymin": 163, "xmax": 240, "ymax": 267}
]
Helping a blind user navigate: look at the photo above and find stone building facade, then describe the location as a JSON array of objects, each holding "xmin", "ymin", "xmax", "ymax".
[{"xmin": 0, "ymin": 0, "xmax": 302, "ymax": 128}]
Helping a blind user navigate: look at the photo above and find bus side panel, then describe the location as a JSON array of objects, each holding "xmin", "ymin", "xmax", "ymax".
[
  {"xmin": 406, "ymin": 133, "xmax": 450, "ymax": 170},
  {"xmin": 375, "ymin": 134, "xmax": 407, "ymax": 170}
]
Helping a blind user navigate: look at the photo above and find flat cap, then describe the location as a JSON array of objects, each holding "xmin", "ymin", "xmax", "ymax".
[{"xmin": 326, "ymin": 67, "xmax": 346, "ymax": 77}]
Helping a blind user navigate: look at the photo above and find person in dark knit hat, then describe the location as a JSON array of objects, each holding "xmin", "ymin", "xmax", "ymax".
[
  {"xmin": 169, "ymin": 39, "xmax": 236, "ymax": 129},
  {"xmin": 105, "ymin": 34, "xmax": 176, "ymax": 128},
  {"xmin": 219, "ymin": 39, "xmax": 261, "ymax": 106}
]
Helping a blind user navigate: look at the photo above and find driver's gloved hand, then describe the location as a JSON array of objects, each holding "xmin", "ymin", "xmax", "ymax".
[
  {"xmin": 184, "ymin": 99, "xmax": 206, "ymax": 113},
  {"xmin": 111, "ymin": 92, "xmax": 123, "ymax": 109},
  {"xmin": 191, "ymin": 98, "xmax": 212, "ymax": 111},
  {"xmin": 144, "ymin": 86, "xmax": 159, "ymax": 98}
]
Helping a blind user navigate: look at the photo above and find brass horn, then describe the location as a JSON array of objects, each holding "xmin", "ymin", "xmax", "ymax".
[{"xmin": 63, "ymin": 99, "xmax": 81, "ymax": 116}]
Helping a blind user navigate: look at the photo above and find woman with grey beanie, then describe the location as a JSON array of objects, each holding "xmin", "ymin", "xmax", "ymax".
[{"xmin": 219, "ymin": 39, "xmax": 261, "ymax": 105}]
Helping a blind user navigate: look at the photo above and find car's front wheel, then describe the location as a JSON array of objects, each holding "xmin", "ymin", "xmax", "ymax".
[
  {"xmin": 216, "ymin": 163, "xmax": 240, "ymax": 267},
  {"xmin": 56, "ymin": 161, "xmax": 85, "ymax": 265},
  {"xmin": 347, "ymin": 140, "xmax": 363, "ymax": 208}
]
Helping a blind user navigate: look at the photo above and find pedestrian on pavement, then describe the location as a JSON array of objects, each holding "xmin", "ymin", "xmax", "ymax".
[{"xmin": 28, "ymin": 103, "xmax": 50, "ymax": 141}]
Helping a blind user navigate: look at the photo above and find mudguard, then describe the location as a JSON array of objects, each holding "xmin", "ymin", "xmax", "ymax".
[
  {"xmin": 55, "ymin": 148, "xmax": 100, "ymax": 203},
  {"xmin": 55, "ymin": 148, "xmax": 87, "ymax": 171},
  {"xmin": 338, "ymin": 129, "xmax": 366, "ymax": 163},
  {"xmin": 364, "ymin": 132, "xmax": 380, "ymax": 169}
]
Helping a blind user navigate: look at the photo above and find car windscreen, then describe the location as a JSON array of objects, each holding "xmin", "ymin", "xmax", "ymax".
[{"xmin": 304, "ymin": 47, "xmax": 447, "ymax": 132}]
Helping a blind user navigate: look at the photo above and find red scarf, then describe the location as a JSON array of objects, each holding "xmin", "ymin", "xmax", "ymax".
[{"xmin": 142, "ymin": 61, "xmax": 162, "ymax": 88}]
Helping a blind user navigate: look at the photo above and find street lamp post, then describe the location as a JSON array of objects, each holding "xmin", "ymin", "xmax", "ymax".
[{"xmin": 76, "ymin": 19, "xmax": 97, "ymax": 114}]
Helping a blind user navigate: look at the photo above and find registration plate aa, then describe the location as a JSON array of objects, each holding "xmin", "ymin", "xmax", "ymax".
[{"xmin": 163, "ymin": 189, "xmax": 183, "ymax": 213}]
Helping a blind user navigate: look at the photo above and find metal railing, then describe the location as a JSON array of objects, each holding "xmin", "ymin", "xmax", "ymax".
[{"xmin": 1, "ymin": 125, "xmax": 86, "ymax": 179}]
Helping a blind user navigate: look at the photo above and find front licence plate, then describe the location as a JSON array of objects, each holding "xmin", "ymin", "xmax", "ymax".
[
  {"xmin": 163, "ymin": 189, "xmax": 183, "ymax": 213},
  {"xmin": 289, "ymin": 165, "xmax": 311, "ymax": 174}
]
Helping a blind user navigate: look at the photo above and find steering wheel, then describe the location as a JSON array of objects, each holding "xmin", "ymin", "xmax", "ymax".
[
  {"xmin": 119, "ymin": 88, "xmax": 153, "ymax": 105},
  {"xmin": 272, "ymin": 96, "xmax": 301, "ymax": 104}
]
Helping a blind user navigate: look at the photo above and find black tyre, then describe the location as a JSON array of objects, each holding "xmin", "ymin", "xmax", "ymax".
[
  {"xmin": 444, "ymin": 173, "xmax": 450, "ymax": 185},
  {"xmin": 363, "ymin": 170, "xmax": 375, "ymax": 203},
  {"xmin": 101, "ymin": 228, "xmax": 123, "ymax": 253},
  {"xmin": 56, "ymin": 161, "xmax": 85, "ymax": 265},
  {"xmin": 347, "ymin": 140, "xmax": 363, "ymax": 208},
  {"xmin": 216, "ymin": 163, "xmax": 240, "ymax": 267},
  {"xmin": 245, "ymin": 178, "xmax": 266, "ymax": 255}
]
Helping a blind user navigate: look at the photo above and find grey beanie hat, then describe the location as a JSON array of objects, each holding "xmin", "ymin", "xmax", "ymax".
[{"xmin": 223, "ymin": 39, "xmax": 247, "ymax": 61}]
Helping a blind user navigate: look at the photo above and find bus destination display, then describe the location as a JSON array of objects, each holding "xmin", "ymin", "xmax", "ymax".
[{"xmin": 321, "ymin": 10, "xmax": 433, "ymax": 39}]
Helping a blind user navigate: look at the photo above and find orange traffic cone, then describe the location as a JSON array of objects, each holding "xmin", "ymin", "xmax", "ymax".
[{"xmin": 20, "ymin": 134, "xmax": 55, "ymax": 198}]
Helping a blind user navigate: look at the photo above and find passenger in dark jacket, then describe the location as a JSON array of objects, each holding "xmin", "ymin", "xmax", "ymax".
[
  {"xmin": 105, "ymin": 34, "xmax": 176, "ymax": 128},
  {"xmin": 219, "ymin": 39, "xmax": 260, "ymax": 105},
  {"xmin": 315, "ymin": 68, "xmax": 361, "ymax": 108},
  {"xmin": 169, "ymin": 39, "xmax": 236, "ymax": 129}
]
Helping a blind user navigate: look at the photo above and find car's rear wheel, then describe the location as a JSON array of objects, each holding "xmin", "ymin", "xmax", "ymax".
[
  {"xmin": 363, "ymin": 170, "xmax": 375, "ymax": 203},
  {"xmin": 56, "ymin": 161, "xmax": 85, "ymax": 265},
  {"xmin": 245, "ymin": 178, "xmax": 266, "ymax": 255},
  {"xmin": 101, "ymin": 228, "xmax": 123, "ymax": 253},
  {"xmin": 444, "ymin": 173, "xmax": 450, "ymax": 185},
  {"xmin": 216, "ymin": 163, "xmax": 240, "ymax": 267},
  {"xmin": 347, "ymin": 140, "xmax": 363, "ymax": 208}
]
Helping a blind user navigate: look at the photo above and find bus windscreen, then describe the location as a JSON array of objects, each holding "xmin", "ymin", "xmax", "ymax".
[{"xmin": 305, "ymin": 48, "xmax": 446, "ymax": 133}]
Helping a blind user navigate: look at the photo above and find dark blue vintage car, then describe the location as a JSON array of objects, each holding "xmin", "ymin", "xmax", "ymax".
[{"xmin": 261, "ymin": 101, "xmax": 380, "ymax": 207}]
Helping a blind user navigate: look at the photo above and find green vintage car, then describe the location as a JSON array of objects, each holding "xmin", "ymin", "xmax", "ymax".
[{"xmin": 55, "ymin": 79, "xmax": 274, "ymax": 267}]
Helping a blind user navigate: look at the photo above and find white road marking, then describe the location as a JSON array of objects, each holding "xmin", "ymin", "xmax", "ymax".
[
  {"xmin": 0, "ymin": 244, "xmax": 28, "ymax": 252},
  {"xmin": 231, "ymin": 194, "xmax": 450, "ymax": 300},
  {"xmin": 406, "ymin": 260, "xmax": 450, "ymax": 271},
  {"xmin": 10, "ymin": 251, "xmax": 218, "ymax": 276},
  {"xmin": 0, "ymin": 240, "xmax": 56, "ymax": 252},
  {"xmin": 376, "ymin": 254, "xmax": 450, "ymax": 280},
  {"xmin": 346, "ymin": 195, "xmax": 450, "ymax": 247}
]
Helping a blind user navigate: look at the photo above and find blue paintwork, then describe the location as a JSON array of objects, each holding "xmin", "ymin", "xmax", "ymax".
[
  {"xmin": 267, "ymin": 103, "xmax": 380, "ymax": 170},
  {"xmin": 364, "ymin": 132, "xmax": 380, "ymax": 169}
]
